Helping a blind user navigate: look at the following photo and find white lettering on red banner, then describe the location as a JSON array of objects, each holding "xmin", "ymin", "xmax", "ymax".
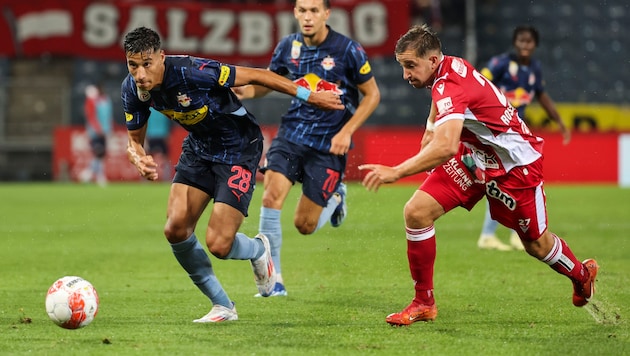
[{"xmin": 2, "ymin": 1, "xmax": 409, "ymax": 64}]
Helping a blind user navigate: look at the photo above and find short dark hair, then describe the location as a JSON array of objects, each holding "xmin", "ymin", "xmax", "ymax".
[
  {"xmin": 294, "ymin": 0, "xmax": 330, "ymax": 9},
  {"xmin": 395, "ymin": 24, "xmax": 442, "ymax": 57},
  {"xmin": 123, "ymin": 27, "xmax": 162, "ymax": 55},
  {"xmin": 512, "ymin": 25, "xmax": 539, "ymax": 47}
]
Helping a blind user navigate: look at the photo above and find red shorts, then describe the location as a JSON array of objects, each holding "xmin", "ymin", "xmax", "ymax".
[{"xmin": 420, "ymin": 148, "xmax": 548, "ymax": 241}]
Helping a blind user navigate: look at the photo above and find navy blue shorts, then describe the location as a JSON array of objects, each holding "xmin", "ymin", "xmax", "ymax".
[
  {"xmin": 173, "ymin": 148, "xmax": 258, "ymax": 217},
  {"xmin": 90, "ymin": 135, "xmax": 106, "ymax": 159},
  {"xmin": 262, "ymin": 136, "xmax": 345, "ymax": 207}
]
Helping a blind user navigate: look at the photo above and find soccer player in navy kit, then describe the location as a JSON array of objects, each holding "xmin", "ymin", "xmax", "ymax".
[
  {"xmin": 476, "ymin": 25, "xmax": 571, "ymax": 251},
  {"xmin": 234, "ymin": 0, "xmax": 380, "ymax": 297},
  {"xmin": 360, "ymin": 24, "xmax": 597, "ymax": 325},
  {"xmin": 121, "ymin": 26, "xmax": 343, "ymax": 322}
]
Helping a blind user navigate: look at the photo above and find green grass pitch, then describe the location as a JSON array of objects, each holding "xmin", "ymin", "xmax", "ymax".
[{"xmin": 0, "ymin": 182, "xmax": 628, "ymax": 355}]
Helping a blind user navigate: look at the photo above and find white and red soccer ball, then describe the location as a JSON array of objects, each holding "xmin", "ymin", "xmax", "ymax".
[{"xmin": 45, "ymin": 276, "xmax": 99, "ymax": 329}]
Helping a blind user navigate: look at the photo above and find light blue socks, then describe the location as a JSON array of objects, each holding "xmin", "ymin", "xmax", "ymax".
[
  {"xmin": 224, "ymin": 233, "xmax": 264, "ymax": 260},
  {"xmin": 259, "ymin": 207, "xmax": 282, "ymax": 274},
  {"xmin": 315, "ymin": 194, "xmax": 340, "ymax": 231},
  {"xmin": 170, "ymin": 233, "xmax": 231, "ymax": 308}
]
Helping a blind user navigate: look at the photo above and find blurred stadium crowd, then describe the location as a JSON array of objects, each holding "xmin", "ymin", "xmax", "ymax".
[{"xmin": 0, "ymin": 0, "xmax": 627, "ymax": 180}]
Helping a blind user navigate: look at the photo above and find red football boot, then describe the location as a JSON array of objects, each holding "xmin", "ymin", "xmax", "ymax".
[
  {"xmin": 572, "ymin": 259, "xmax": 599, "ymax": 307},
  {"xmin": 386, "ymin": 301, "xmax": 438, "ymax": 326}
]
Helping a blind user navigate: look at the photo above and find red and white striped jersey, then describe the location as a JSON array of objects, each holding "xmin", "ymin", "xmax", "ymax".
[{"xmin": 432, "ymin": 55, "xmax": 544, "ymax": 178}]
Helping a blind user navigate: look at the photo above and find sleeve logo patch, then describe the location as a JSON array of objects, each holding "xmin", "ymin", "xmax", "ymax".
[
  {"xmin": 125, "ymin": 112, "xmax": 134, "ymax": 122},
  {"xmin": 359, "ymin": 61, "xmax": 372, "ymax": 75},
  {"xmin": 218, "ymin": 65, "xmax": 230, "ymax": 86},
  {"xmin": 436, "ymin": 97, "xmax": 453, "ymax": 115}
]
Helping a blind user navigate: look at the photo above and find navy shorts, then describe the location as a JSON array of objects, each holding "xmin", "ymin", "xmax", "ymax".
[
  {"xmin": 173, "ymin": 148, "xmax": 258, "ymax": 217},
  {"xmin": 90, "ymin": 135, "xmax": 106, "ymax": 159},
  {"xmin": 262, "ymin": 136, "xmax": 345, "ymax": 207}
]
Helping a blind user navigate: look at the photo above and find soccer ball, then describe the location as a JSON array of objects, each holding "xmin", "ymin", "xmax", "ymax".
[{"xmin": 45, "ymin": 276, "xmax": 99, "ymax": 329}]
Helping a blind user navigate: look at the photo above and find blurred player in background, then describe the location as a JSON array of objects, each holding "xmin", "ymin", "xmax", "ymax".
[
  {"xmin": 360, "ymin": 24, "xmax": 597, "ymax": 326},
  {"xmin": 234, "ymin": 0, "xmax": 380, "ymax": 297},
  {"xmin": 83, "ymin": 83, "xmax": 113, "ymax": 187},
  {"xmin": 121, "ymin": 27, "xmax": 343, "ymax": 322},
  {"xmin": 477, "ymin": 25, "xmax": 571, "ymax": 251},
  {"xmin": 145, "ymin": 107, "xmax": 173, "ymax": 181}
]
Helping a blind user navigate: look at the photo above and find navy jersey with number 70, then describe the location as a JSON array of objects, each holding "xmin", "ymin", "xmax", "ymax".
[{"xmin": 268, "ymin": 26, "xmax": 374, "ymax": 153}]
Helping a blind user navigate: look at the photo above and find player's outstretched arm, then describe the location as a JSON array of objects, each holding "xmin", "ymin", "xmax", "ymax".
[
  {"xmin": 359, "ymin": 119, "xmax": 463, "ymax": 192},
  {"xmin": 330, "ymin": 77, "xmax": 380, "ymax": 156},
  {"xmin": 233, "ymin": 66, "xmax": 344, "ymax": 111},
  {"xmin": 231, "ymin": 83, "xmax": 273, "ymax": 101}
]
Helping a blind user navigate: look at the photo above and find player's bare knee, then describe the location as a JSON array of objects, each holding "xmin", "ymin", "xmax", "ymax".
[
  {"xmin": 295, "ymin": 221, "xmax": 317, "ymax": 235},
  {"xmin": 261, "ymin": 192, "xmax": 283, "ymax": 210},
  {"xmin": 403, "ymin": 201, "xmax": 433, "ymax": 227},
  {"xmin": 207, "ymin": 240, "xmax": 230, "ymax": 259},
  {"xmin": 163, "ymin": 219, "xmax": 192, "ymax": 243},
  {"xmin": 294, "ymin": 217, "xmax": 316, "ymax": 235}
]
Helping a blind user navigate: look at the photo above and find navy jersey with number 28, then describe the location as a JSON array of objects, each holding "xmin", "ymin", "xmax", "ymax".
[{"xmin": 121, "ymin": 56, "xmax": 263, "ymax": 166}]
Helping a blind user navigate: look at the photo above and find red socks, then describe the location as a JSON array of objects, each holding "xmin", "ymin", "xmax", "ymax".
[
  {"xmin": 542, "ymin": 233, "xmax": 587, "ymax": 283},
  {"xmin": 406, "ymin": 225, "xmax": 437, "ymax": 305}
]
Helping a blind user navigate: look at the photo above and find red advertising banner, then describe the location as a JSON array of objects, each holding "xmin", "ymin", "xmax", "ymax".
[
  {"xmin": 346, "ymin": 129, "xmax": 619, "ymax": 184},
  {"xmin": 53, "ymin": 127, "xmax": 143, "ymax": 182},
  {"xmin": 1, "ymin": 0, "xmax": 409, "ymax": 65},
  {"xmin": 52, "ymin": 125, "xmax": 278, "ymax": 183},
  {"xmin": 53, "ymin": 125, "xmax": 619, "ymax": 184}
]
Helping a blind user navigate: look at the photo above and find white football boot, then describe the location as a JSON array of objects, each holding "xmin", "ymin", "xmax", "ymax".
[
  {"xmin": 251, "ymin": 233, "xmax": 277, "ymax": 297},
  {"xmin": 193, "ymin": 302, "xmax": 238, "ymax": 323},
  {"xmin": 477, "ymin": 234, "xmax": 512, "ymax": 251}
]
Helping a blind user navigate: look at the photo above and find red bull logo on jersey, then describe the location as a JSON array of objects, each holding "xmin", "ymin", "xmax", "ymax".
[
  {"xmin": 294, "ymin": 73, "xmax": 343, "ymax": 95},
  {"xmin": 177, "ymin": 92, "xmax": 192, "ymax": 107},
  {"xmin": 321, "ymin": 56, "xmax": 335, "ymax": 71},
  {"xmin": 505, "ymin": 87, "xmax": 532, "ymax": 108}
]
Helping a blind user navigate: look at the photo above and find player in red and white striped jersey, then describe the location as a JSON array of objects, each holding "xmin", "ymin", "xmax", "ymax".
[{"xmin": 359, "ymin": 24, "xmax": 597, "ymax": 326}]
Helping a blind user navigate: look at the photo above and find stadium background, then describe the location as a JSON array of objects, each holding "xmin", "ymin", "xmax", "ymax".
[{"xmin": 0, "ymin": 0, "xmax": 628, "ymax": 184}]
